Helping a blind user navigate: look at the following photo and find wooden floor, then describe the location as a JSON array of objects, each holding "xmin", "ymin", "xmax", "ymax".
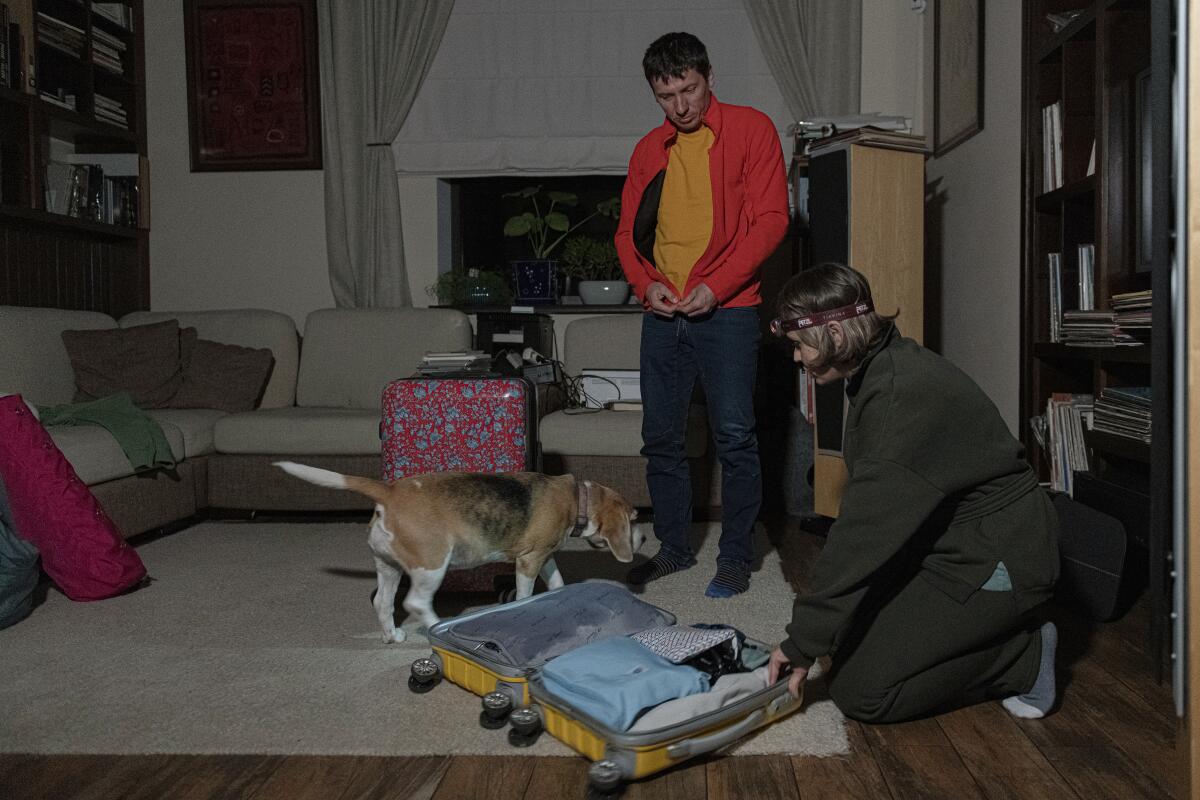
[{"xmin": 0, "ymin": 518, "xmax": 1186, "ymax": 800}]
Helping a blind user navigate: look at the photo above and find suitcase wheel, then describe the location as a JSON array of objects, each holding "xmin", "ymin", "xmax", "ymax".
[
  {"xmin": 408, "ymin": 657, "xmax": 442, "ymax": 694},
  {"xmin": 587, "ymin": 760, "xmax": 625, "ymax": 798},
  {"xmin": 480, "ymin": 691, "xmax": 514, "ymax": 729},
  {"xmin": 506, "ymin": 706, "xmax": 543, "ymax": 747}
]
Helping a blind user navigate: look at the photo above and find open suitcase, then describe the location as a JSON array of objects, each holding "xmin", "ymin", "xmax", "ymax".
[
  {"xmin": 380, "ymin": 375, "xmax": 536, "ymax": 592},
  {"xmin": 407, "ymin": 581, "xmax": 804, "ymax": 794}
]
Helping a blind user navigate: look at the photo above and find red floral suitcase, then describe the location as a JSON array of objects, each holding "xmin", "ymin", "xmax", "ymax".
[{"xmin": 379, "ymin": 375, "xmax": 537, "ymax": 592}]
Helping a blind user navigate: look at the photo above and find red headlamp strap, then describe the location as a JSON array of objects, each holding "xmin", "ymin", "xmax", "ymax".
[{"xmin": 771, "ymin": 300, "xmax": 874, "ymax": 335}]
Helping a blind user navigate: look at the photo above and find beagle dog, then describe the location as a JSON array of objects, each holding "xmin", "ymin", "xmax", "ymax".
[{"xmin": 274, "ymin": 462, "xmax": 644, "ymax": 643}]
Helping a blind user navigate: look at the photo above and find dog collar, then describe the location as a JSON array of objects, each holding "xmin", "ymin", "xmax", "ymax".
[{"xmin": 570, "ymin": 480, "xmax": 590, "ymax": 537}]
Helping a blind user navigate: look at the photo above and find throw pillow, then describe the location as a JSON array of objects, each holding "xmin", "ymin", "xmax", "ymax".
[
  {"xmin": 0, "ymin": 394, "xmax": 147, "ymax": 601},
  {"xmin": 170, "ymin": 327, "xmax": 274, "ymax": 412},
  {"xmin": 61, "ymin": 319, "xmax": 183, "ymax": 408}
]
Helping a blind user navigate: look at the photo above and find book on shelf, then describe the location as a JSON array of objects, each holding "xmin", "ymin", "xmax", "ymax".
[
  {"xmin": 1047, "ymin": 252, "xmax": 1063, "ymax": 343},
  {"xmin": 1043, "ymin": 392, "xmax": 1093, "ymax": 496},
  {"xmin": 1077, "ymin": 243, "xmax": 1095, "ymax": 310},
  {"xmin": 1042, "ymin": 101, "xmax": 1063, "ymax": 192},
  {"xmin": 1087, "ymin": 139, "xmax": 1096, "ymax": 176},
  {"xmin": 92, "ymin": 3, "xmax": 133, "ymax": 32},
  {"xmin": 1112, "ymin": 289, "xmax": 1152, "ymax": 330},
  {"xmin": 0, "ymin": 4, "xmax": 8, "ymax": 88}
]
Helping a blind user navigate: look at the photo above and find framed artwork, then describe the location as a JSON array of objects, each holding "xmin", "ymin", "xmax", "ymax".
[
  {"xmin": 932, "ymin": 0, "xmax": 984, "ymax": 156},
  {"xmin": 183, "ymin": 0, "xmax": 322, "ymax": 171}
]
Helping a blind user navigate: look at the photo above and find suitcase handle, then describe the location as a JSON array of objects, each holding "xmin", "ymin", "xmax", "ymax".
[{"xmin": 666, "ymin": 708, "xmax": 765, "ymax": 760}]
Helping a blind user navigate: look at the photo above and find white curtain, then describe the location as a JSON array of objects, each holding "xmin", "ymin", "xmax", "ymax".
[
  {"xmin": 318, "ymin": 1, "xmax": 455, "ymax": 307},
  {"xmin": 390, "ymin": 1, "xmax": 794, "ymax": 176},
  {"xmin": 741, "ymin": 0, "xmax": 862, "ymax": 121}
]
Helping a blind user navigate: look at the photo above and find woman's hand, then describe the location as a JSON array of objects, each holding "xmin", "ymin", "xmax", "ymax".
[{"xmin": 768, "ymin": 645, "xmax": 808, "ymax": 700}]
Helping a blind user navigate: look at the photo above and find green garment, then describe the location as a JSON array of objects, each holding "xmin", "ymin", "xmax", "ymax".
[
  {"xmin": 780, "ymin": 324, "xmax": 1059, "ymax": 670},
  {"xmin": 38, "ymin": 392, "xmax": 177, "ymax": 473}
]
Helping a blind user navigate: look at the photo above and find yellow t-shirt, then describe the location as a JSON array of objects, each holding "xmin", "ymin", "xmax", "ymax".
[{"xmin": 653, "ymin": 126, "xmax": 714, "ymax": 295}]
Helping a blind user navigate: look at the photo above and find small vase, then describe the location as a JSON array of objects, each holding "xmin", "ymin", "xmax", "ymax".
[
  {"xmin": 578, "ymin": 280, "xmax": 631, "ymax": 305},
  {"xmin": 512, "ymin": 259, "xmax": 559, "ymax": 305}
]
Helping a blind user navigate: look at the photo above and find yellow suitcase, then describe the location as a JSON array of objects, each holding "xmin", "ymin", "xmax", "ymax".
[{"xmin": 407, "ymin": 581, "xmax": 804, "ymax": 793}]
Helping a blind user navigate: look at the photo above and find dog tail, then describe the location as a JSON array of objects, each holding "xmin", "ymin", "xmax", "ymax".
[{"xmin": 273, "ymin": 461, "xmax": 390, "ymax": 504}]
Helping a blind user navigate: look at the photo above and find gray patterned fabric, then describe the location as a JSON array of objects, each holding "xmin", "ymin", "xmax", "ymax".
[{"xmin": 632, "ymin": 624, "xmax": 737, "ymax": 664}]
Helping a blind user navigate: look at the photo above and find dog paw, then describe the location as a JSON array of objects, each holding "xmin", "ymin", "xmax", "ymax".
[{"xmin": 384, "ymin": 629, "xmax": 407, "ymax": 644}]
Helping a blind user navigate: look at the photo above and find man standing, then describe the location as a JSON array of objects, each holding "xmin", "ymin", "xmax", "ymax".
[{"xmin": 615, "ymin": 32, "xmax": 788, "ymax": 597}]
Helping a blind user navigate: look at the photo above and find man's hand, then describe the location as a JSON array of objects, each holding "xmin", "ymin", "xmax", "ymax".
[
  {"xmin": 768, "ymin": 645, "xmax": 808, "ymax": 700},
  {"xmin": 645, "ymin": 282, "xmax": 679, "ymax": 317},
  {"xmin": 675, "ymin": 283, "xmax": 717, "ymax": 317}
]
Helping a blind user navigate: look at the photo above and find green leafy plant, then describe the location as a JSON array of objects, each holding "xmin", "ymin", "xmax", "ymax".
[
  {"xmin": 427, "ymin": 267, "xmax": 513, "ymax": 307},
  {"xmin": 559, "ymin": 235, "xmax": 625, "ymax": 281},
  {"xmin": 503, "ymin": 186, "xmax": 620, "ymax": 259}
]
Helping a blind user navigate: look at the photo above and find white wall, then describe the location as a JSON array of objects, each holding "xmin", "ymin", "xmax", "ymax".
[
  {"xmin": 924, "ymin": 2, "xmax": 1023, "ymax": 433},
  {"xmin": 145, "ymin": 2, "xmax": 1024, "ymax": 429},
  {"xmin": 143, "ymin": 3, "xmax": 333, "ymax": 326}
]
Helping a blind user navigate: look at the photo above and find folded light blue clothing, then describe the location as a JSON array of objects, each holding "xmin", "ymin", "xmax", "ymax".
[{"xmin": 540, "ymin": 637, "xmax": 710, "ymax": 731}]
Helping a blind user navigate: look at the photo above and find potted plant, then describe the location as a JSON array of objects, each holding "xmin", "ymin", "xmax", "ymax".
[
  {"xmin": 559, "ymin": 235, "xmax": 630, "ymax": 305},
  {"xmin": 503, "ymin": 186, "xmax": 619, "ymax": 304}
]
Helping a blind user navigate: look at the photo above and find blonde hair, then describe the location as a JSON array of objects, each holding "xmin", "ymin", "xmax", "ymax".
[{"xmin": 775, "ymin": 263, "xmax": 896, "ymax": 372}]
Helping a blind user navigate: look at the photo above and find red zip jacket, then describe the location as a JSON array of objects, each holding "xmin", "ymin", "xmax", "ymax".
[{"xmin": 615, "ymin": 95, "xmax": 788, "ymax": 309}]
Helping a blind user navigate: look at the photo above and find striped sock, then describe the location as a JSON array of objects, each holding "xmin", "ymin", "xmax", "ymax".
[
  {"xmin": 625, "ymin": 548, "xmax": 696, "ymax": 586},
  {"xmin": 705, "ymin": 560, "xmax": 751, "ymax": 598}
]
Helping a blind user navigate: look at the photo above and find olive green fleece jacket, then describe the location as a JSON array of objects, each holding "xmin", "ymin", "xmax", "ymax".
[{"xmin": 780, "ymin": 325, "xmax": 1060, "ymax": 669}]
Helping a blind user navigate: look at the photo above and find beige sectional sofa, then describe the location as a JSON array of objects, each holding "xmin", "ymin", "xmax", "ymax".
[{"xmin": 0, "ymin": 305, "xmax": 472, "ymax": 537}]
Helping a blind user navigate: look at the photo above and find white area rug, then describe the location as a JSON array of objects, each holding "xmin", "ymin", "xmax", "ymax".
[{"xmin": 0, "ymin": 521, "xmax": 847, "ymax": 757}]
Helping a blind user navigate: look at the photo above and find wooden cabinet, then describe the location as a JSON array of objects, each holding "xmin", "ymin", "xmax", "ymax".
[
  {"xmin": 1020, "ymin": 0, "xmax": 1172, "ymax": 669},
  {"xmin": 0, "ymin": 0, "xmax": 147, "ymax": 316},
  {"xmin": 806, "ymin": 142, "xmax": 926, "ymax": 517}
]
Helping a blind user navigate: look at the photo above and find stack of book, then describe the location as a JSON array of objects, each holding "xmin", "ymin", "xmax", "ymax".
[
  {"xmin": 1092, "ymin": 386, "xmax": 1151, "ymax": 444},
  {"xmin": 1112, "ymin": 289, "xmax": 1152, "ymax": 331},
  {"xmin": 94, "ymin": 92, "xmax": 127, "ymax": 128},
  {"xmin": 1037, "ymin": 392, "xmax": 1093, "ymax": 496},
  {"xmin": 91, "ymin": 27, "xmax": 126, "ymax": 75},
  {"xmin": 806, "ymin": 126, "xmax": 926, "ymax": 157},
  {"xmin": 417, "ymin": 350, "xmax": 491, "ymax": 375},
  {"xmin": 38, "ymin": 89, "xmax": 77, "ymax": 111},
  {"xmin": 1060, "ymin": 309, "xmax": 1140, "ymax": 347},
  {"xmin": 37, "ymin": 11, "xmax": 84, "ymax": 57}
]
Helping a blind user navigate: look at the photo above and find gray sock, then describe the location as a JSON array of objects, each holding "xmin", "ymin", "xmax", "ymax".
[{"xmin": 1002, "ymin": 621, "xmax": 1057, "ymax": 719}]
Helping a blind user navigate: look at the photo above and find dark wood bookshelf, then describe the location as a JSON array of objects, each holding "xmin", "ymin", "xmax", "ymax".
[
  {"xmin": 0, "ymin": 1, "xmax": 147, "ymax": 315},
  {"xmin": 0, "ymin": 203, "xmax": 138, "ymax": 238},
  {"xmin": 1084, "ymin": 428, "xmax": 1151, "ymax": 464},
  {"xmin": 1033, "ymin": 341, "xmax": 1150, "ymax": 364},
  {"xmin": 1020, "ymin": 0, "xmax": 1172, "ymax": 674}
]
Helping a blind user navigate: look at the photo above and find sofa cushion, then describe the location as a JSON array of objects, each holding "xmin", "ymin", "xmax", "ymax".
[
  {"xmin": 47, "ymin": 420, "xmax": 187, "ymax": 485},
  {"xmin": 539, "ymin": 406, "xmax": 708, "ymax": 458},
  {"xmin": 170, "ymin": 329, "xmax": 274, "ymax": 412},
  {"xmin": 0, "ymin": 306, "xmax": 117, "ymax": 406},
  {"xmin": 144, "ymin": 409, "xmax": 226, "ymax": 458},
  {"xmin": 296, "ymin": 308, "xmax": 472, "ymax": 410},
  {"xmin": 0, "ymin": 395, "xmax": 146, "ymax": 601},
  {"xmin": 563, "ymin": 314, "xmax": 644, "ymax": 376},
  {"xmin": 61, "ymin": 319, "xmax": 184, "ymax": 408},
  {"xmin": 214, "ymin": 407, "xmax": 382, "ymax": 455},
  {"xmin": 120, "ymin": 309, "xmax": 300, "ymax": 409}
]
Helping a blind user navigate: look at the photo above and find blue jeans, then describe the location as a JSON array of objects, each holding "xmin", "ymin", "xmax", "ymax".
[{"xmin": 640, "ymin": 308, "xmax": 761, "ymax": 565}]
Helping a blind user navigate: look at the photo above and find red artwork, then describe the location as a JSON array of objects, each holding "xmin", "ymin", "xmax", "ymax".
[{"xmin": 184, "ymin": 1, "xmax": 322, "ymax": 171}]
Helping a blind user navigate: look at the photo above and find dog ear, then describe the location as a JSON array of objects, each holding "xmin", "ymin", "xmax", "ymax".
[{"xmin": 594, "ymin": 487, "xmax": 635, "ymax": 563}]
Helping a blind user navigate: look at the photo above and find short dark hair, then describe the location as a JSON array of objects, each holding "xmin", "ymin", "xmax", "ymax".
[{"xmin": 643, "ymin": 32, "xmax": 711, "ymax": 84}]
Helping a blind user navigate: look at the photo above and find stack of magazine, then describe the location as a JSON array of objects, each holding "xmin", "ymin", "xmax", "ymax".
[
  {"xmin": 1033, "ymin": 392, "xmax": 1093, "ymax": 496},
  {"xmin": 1092, "ymin": 386, "xmax": 1151, "ymax": 444},
  {"xmin": 1112, "ymin": 289, "xmax": 1152, "ymax": 331},
  {"xmin": 805, "ymin": 126, "xmax": 926, "ymax": 157},
  {"xmin": 417, "ymin": 350, "xmax": 491, "ymax": 376}
]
